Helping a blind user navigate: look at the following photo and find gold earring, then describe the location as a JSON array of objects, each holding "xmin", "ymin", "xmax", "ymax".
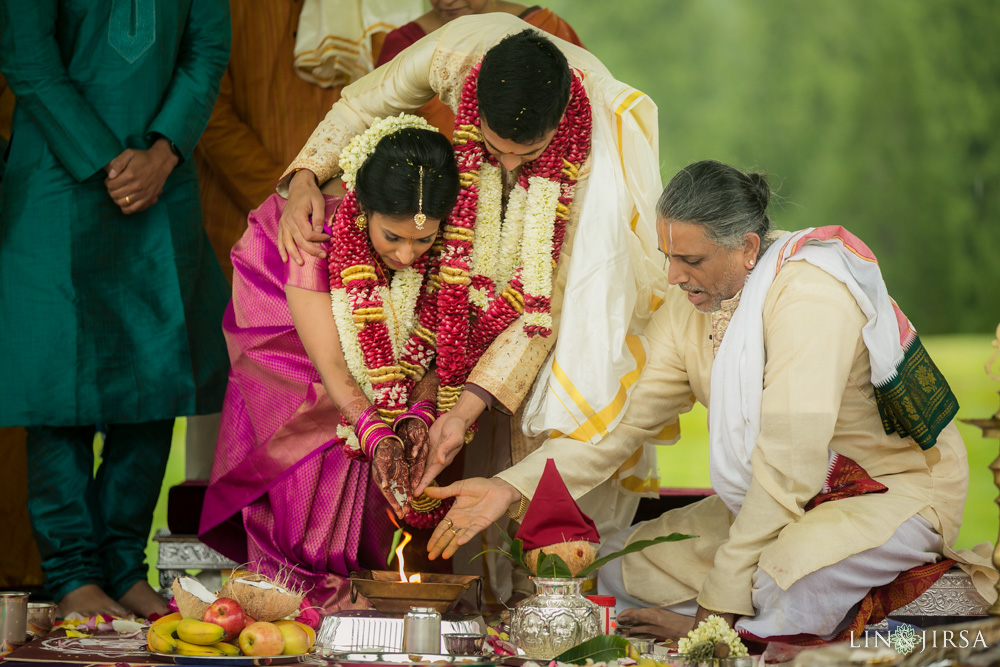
[
  {"xmin": 355, "ymin": 213, "xmax": 367, "ymax": 230},
  {"xmin": 414, "ymin": 165, "xmax": 426, "ymax": 230}
]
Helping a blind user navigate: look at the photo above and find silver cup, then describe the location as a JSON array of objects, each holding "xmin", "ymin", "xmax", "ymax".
[{"xmin": 0, "ymin": 591, "xmax": 30, "ymax": 657}]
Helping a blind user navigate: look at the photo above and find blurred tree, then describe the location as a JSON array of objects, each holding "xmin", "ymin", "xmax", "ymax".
[{"xmin": 546, "ymin": 0, "xmax": 1000, "ymax": 333}]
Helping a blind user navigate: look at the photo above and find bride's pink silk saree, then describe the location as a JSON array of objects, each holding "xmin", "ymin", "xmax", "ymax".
[{"xmin": 199, "ymin": 194, "xmax": 394, "ymax": 612}]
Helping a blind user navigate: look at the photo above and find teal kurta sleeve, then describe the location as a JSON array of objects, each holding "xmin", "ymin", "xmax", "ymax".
[
  {"xmin": 146, "ymin": 0, "xmax": 231, "ymax": 159},
  {"xmin": 0, "ymin": 0, "xmax": 122, "ymax": 181}
]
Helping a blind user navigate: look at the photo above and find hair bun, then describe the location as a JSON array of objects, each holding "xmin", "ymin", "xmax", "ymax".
[{"xmin": 747, "ymin": 172, "xmax": 771, "ymax": 212}]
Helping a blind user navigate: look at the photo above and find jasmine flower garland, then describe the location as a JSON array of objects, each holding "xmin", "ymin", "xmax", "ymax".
[{"xmin": 428, "ymin": 60, "xmax": 592, "ymax": 414}]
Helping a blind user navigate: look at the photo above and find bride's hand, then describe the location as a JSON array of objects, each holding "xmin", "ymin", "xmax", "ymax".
[
  {"xmin": 395, "ymin": 418, "xmax": 429, "ymax": 495},
  {"xmin": 370, "ymin": 438, "xmax": 411, "ymax": 519}
]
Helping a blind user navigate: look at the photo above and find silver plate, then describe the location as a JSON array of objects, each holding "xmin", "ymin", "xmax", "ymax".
[
  {"xmin": 322, "ymin": 652, "xmax": 495, "ymax": 667},
  {"xmin": 317, "ymin": 611, "xmax": 485, "ymax": 654}
]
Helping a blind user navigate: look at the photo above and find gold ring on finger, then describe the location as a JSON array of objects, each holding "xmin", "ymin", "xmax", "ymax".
[
  {"xmin": 448, "ymin": 527, "xmax": 460, "ymax": 536},
  {"xmin": 125, "ymin": 195, "xmax": 131, "ymax": 205},
  {"xmin": 441, "ymin": 518, "xmax": 454, "ymax": 529}
]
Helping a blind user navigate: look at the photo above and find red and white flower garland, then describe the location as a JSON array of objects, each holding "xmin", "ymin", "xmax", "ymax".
[
  {"xmin": 427, "ymin": 62, "xmax": 592, "ymax": 412},
  {"xmin": 326, "ymin": 116, "xmax": 441, "ymax": 458}
]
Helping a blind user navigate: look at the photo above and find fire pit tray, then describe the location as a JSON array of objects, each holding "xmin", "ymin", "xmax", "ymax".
[
  {"xmin": 321, "ymin": 652, "xmax": 496, "ymax": 667},
  {"xmin": 349, "ymin": 571, "xmax": 482, "ymax": 614}
]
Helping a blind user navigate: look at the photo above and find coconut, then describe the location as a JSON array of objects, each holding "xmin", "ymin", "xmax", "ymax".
[
  {"xmin": 218, "ymin": 571, "xmax": 303, "ymax": 622},
  {"xmin": 171, "ymin": 576, "xmax": 217, "ymax": 619},
  {"xmin": 525, "ymin": 540, "xmax": 597, "ymax": 576}
]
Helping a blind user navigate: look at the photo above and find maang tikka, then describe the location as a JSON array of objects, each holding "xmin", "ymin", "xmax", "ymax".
[{"xmin": 414, "ymin": 165, "xmax": 426, "ymax": 230}]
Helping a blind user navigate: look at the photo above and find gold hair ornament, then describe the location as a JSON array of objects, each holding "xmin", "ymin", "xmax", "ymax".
[{"xmin": 414, "ymin": 165, "xmax": 426, "ymax": 230}]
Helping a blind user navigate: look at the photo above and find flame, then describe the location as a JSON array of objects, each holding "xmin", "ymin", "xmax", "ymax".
[
  {"xmin": 395, "ymin": 530, "xmax": 413, "ymax": 582},
  {"xmin": 387, "ymin": 508, "xmax": 420, "ymax": 583}
]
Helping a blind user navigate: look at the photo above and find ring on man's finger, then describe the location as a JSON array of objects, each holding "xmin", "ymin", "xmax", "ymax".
[{"xmin": 125, "ymin": 195, "xmax": 131, "ymax": 205}]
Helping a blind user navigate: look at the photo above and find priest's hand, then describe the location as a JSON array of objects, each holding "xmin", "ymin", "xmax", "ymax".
[
  {"xmin": 279, "ymin": 169, "xmax": 330, "ymax": 265},
  {"xmin": 425, "ymin": 477, "xmax": 520, "ymax": 560},
  {"xmin": 371, "ymin": 437, "xmax": 412, "ymax": 519},
  {"xmin": 104, "ymin": 139, "xmax": 178, "ymax": 215},
  {"xmin": 395, "ymin": 418, "xmax": 429, "ymax": 495}
]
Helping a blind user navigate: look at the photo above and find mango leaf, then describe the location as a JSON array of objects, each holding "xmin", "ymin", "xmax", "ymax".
[
  {"xmin": 577, "ymin": 532, "xmax": 696, "ymax": 578},
  {"xmin": 474, "ymin": 525, "xmax": 528, "ymax": 570},
  {"xmin": 508, "ymin": 537, "xmax": 526, "ymax": 570},
  {"xmin": 534, "ymin": 551, "xmax": 573, "ymax": 578},
  {"xmin": 555, "ymin": 634, "xmax": 634, "ymax": 664},
  {"xmin": 386, "ymin": 528, "xmax": 404, "ymax": 567}
]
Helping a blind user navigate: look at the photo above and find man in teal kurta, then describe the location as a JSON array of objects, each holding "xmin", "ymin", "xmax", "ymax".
[{"xmin": 0, "ymin": 0, "xmax": 231, "ymax": 617}]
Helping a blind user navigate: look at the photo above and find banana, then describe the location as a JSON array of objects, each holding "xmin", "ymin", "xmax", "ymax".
[
  {"xmin": 147, "ymin": 622, "xmax": 180, "ymax": 654},
  {"xmin": 176, "ymin": 617, "xmax": 227, "ymax": 646},
  {"xmin": 175, "ymin": 639, "xmax": 227, "ymax": 657},
  {"xmin": 212, "ymin": 641, "xmax": 241, "ymax": 656},
  {"xmin": 150, "ymin": 612, "xmax": 183, "ymax": 627}
]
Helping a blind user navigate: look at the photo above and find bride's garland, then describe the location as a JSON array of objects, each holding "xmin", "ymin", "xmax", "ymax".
[
  {"xmin": 428, "ymin": 61, "xmax": 592, "ymax": 413},
  {"xmin": 327, "ymin": 115, "xmax": 440, "ymax": 458}
]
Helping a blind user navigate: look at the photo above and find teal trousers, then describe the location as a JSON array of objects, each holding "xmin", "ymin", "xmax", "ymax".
[{"xmin": 25, "ymin": 420, "xmax": 173, "ymax": 601}]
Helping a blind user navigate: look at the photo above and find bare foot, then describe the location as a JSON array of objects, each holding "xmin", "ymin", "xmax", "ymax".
[
  {"xmin": 58, "ymin": 584, "xmax": 130, "ymax": 618},
  {"xmin": 617, "ymin": 608, "xmax": 696, "ymax": 642},
  {"xmin": 117, "ymin": 580, "xmax": 169, "ymax": 619}
]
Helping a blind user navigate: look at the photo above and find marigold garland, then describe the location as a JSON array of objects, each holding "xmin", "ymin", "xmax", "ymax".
[{"xmin": 426, "ymin": 61, "xmax": 592, "ymax": 412}]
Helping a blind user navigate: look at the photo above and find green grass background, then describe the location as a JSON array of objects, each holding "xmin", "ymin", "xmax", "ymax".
[{"xmin": 145, "ymin": 334, "xmax": 1000, "ymax": 585}]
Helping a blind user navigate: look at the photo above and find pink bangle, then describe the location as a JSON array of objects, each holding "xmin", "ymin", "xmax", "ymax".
[
  {"xmin": 354, "ymin": 406, "xmax": 400, "ymax": 459},
  {"xmin": 393, "ymin": 400, "xmax": 437, "ymax": 430}
]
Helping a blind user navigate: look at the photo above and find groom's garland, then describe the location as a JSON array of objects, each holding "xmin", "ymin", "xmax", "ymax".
[{"xmin": 427, "ymin": 62, "xmax": 592, "ymax": 416}]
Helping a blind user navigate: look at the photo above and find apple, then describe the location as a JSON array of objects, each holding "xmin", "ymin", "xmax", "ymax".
[
  {"xmin": 239, "ymin": 621, "xmax": 285, "ymax": 656},
  {"xmin": 275, "ymin": 621, "xmax": 311, "ymax": 655},
  {"xmin": 202, "ymin": 597, "xmax": 247, "ymax": 643},
  {"xmin": 277, "ymin": 620, "xmax": 316, "ymax": 649}
]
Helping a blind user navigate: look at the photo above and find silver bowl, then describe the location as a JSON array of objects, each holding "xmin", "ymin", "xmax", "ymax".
[
  {"xmin": 27, "ymin": 601, "xmax": 57, "ymax": 636},
  {"xmin": 442, "ymin": 632, "xmax": 485, "ymax": 656}
]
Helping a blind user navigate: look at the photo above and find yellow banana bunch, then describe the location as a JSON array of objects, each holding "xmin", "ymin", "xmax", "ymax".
[
  {"xmin": 175, "ymin": 639, "xmax": 227, "ymax": 657},
  {"xmin": 147, "ymin": 620, "xmax": 181, "ymax": 654},
  {"xmin": 176, "ymin": 617, "xmax": 227, "ymax": 646},
  {"xmin": 212, "ymin": 641, "xmax": 241, "ymax": 656}
]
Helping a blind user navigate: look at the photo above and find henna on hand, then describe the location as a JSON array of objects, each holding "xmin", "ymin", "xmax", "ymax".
[
  {"xmin": 372, "ymin": 437, "xmax": 411, "ymax": 517},
  {"xmin": 396, "ymin": 419, "xmax": 430, "ymax": 495}
]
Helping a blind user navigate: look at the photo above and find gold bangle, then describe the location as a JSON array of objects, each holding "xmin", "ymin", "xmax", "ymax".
[{"xmin": 506, "ymin": 494, "xmax": 528, "ymax": 521}]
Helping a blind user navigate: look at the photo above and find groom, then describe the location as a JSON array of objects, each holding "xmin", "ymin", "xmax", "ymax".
[{"xmin": 274, "ymin": 13, "xmax": 668, "ymax": 600}]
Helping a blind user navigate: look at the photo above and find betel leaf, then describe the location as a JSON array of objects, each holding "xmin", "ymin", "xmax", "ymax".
[
  {"xmin": 534, "ymin": 551, "xmax": 573, "ymax": 578},
  {"xmin": 386, "ymin": 528, "xmax": 403, "ymax": 567},
  {"xmin": 554, "ymin": 634, "xmax": 634, "ymax": 664},
  {"xmin": 577, "ymin": 532, "xmax": 696, "ymax": 578}
]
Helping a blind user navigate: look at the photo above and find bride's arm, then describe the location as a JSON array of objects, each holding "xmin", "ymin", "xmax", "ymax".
[
  {"xmin": 286, "ymin": 285, "xmax": 411, "ymax": 517},
  {"xmin": 286, "ymin": 285, "xmax": 369, "ymax": 424}
]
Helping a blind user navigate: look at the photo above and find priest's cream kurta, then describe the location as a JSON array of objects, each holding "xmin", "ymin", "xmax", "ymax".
[
  {"xmin": 280, "ymin": 14, "xmax": 668, "ymax": 502},
  {"xmin": 497, "ymin": 260, "xmax": 980, "ymax": 616}
]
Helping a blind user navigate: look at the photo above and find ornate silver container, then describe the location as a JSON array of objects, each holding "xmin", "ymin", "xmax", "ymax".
[{"xmin": 510, "ymin": 578, "xmax": 600, "ymax": 659}]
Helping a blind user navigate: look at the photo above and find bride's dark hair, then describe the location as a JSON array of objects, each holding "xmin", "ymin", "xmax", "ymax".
[{"xmin": 356, "ymin": 128, "xmax": 459, "ymax": 220}]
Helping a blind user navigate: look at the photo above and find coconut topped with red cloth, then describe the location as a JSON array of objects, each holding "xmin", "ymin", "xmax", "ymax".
[{"xmin": 515, "ymin": 459, "xmax": 601, "ymax": 576}]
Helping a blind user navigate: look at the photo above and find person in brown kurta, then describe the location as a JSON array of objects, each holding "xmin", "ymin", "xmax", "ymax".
[{"xmin": 193, "ymin": 1, "xmax": 347, "ymax": 281}]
